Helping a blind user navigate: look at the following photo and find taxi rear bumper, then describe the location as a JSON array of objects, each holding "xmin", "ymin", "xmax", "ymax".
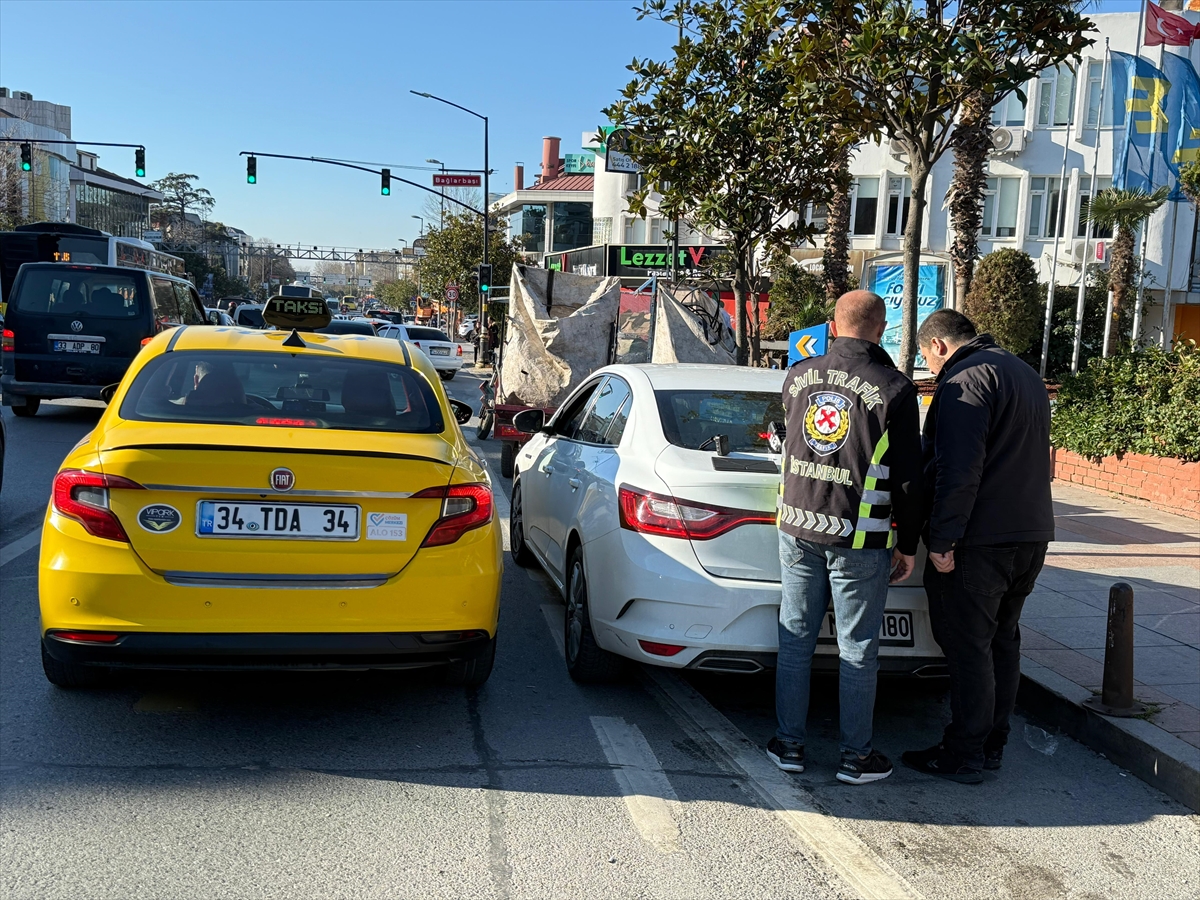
[{"xmin": 43, "ymin": 629, "xmax": 493, "ymax": 671}]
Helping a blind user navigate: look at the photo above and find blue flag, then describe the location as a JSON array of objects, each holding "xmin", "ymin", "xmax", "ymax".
[{"xmin": 1113, "ymin": 50, "xmax": 1200, "ymax": 201}]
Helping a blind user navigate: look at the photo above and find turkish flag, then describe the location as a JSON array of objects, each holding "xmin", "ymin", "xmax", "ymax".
[{"xmin": 1145, "ymin": 1, "xmax": 1196, "ymax": 46}]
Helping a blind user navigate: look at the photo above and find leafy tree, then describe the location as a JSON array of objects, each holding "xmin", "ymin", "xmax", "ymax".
[
  {"xmin": 962, "ymin": 249, "xmax": 1042, "ymax": 355},
  {"xmin": 175, "ymin": 251, "xmax": 245, "ymax": 300},
  {"xmin": 376, "ymin": 278, "xmax": 420, "ymax": 310},
  {"xmin": 417, "ymin": 211, "xmax": 518, "ymax": 314},
  {"xmin": 149, "ymin": 173, "xmax": 214, "ymax": 242},
  {"xmin": 762, "ymin": 251, "xmax": 835, "ymax": 340},
  {"xmin": 1179, "ymin": 160, "xmax": 1200, "ymax": 207},
  {"xmin": 771, "ymin": 0, "xmax": 1094, "ymax": 375},
  {"xmin": 1026, "ymin": 266, "xmax": 1127, "ymax": 378},
  {"xmin": 1086, "ymin": 186, "xmax": 1169, "ymax": 356},
  {"xmin": 606, "ymin": 0, "xmax": 842, "ymax": 365}
]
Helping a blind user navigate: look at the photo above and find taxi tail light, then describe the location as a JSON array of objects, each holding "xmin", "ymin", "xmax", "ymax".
[
  {"xmin": 617, "ymin": 485, "xmax": 774, "ymax": 541},
  {"xmin": 2, "ymin": 329, "xmax": 13, "ymax": 352},
  {"xmin": 413, "ymin": 483, "xmax": 493, "ymax": 547},
  {"xmin": 141, "ymin": 336, "xmax": 154, "ymax": 346},
  {"xmin": 52, "ymin": 469, "xmax": 145, "ymax": 542}
]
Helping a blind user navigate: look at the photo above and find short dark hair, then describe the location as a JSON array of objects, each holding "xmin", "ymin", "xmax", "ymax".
[{"xmin": 918, "ymin": 309, "xmax": 977, "ymax": 347}]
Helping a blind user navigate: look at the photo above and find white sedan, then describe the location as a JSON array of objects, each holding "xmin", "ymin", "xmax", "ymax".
[
  {"xmin": 376, "ymin": 324, "xmax": 465, "ymax": 379},
  {"xmin": 510, "ymin": 364, "xmax": 944, "ymax": 682}
]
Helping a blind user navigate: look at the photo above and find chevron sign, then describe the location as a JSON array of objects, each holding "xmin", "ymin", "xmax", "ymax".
[{"xmin": 788, "ymin": 323, "xmax": 829, "ymax": 366}]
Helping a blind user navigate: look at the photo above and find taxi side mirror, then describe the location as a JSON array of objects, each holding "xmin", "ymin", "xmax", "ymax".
[
  {"xmin": 512, "ymin": 408, "xmax": 545, "ymax": 434},
  {"xmin": 448, "ymin": 398, "xmax": 473, "ymax": 425}
]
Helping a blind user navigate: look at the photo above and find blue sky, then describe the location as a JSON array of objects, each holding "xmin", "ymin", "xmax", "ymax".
[{"xmin": 1, "ymin": 0, "xmax": 1145, "ymax": 250}]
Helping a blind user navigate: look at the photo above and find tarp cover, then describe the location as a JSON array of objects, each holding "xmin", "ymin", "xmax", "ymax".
[
  {"xmin": 650, "ymin": 286, "xmax": 736, "ymax": 365},
  {"xmin": 498, "ymin": 265, "xmax": 621, "ymax": 408}
]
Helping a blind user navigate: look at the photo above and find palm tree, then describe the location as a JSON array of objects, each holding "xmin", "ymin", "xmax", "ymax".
[
  {"xmin": 1086, "ymin": 186, "xmax": 1169, "ymax": 355},
  {"xmin": 822, "ymin": 145, "xmax": 852, "ymax": 303},
  {"xmin": 947, "ymin": 91, "xmax": 994, "ymax": 307}
]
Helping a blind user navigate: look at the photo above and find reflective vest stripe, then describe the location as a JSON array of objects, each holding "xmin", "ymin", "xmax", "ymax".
[{"xmin": 853, "ymin": 430, "xmax": 891, "ymax": 550}]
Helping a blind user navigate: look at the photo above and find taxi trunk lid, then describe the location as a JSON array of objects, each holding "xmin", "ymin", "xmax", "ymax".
[{"xmin": 98, "ymin": 422, "xmax": 459, "ymax": 578}]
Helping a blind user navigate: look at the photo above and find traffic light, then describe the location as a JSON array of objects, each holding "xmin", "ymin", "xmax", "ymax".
[
  {"xmin": 135, "ymin": 146, "xmax": 145, "ymax": 178},
  {"xmin": 246, "ymin": 155, "xmax": 257, "ymax": 184},
  {"xmin": 20, "ymin": 143, "xmax": 32, "ymax": 172},
  {"xmin": 477, "ymin": 263, "xmax": 492, "ymax": 294},
  {"xmin": 381, "ymin": 168, "xmax": 391, "ymax": 196}
]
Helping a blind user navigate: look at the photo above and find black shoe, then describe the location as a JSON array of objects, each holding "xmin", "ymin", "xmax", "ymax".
[
  {"xmin": 983, "ymin": 746, "xmax": 1004, "ymax": 771},
  {"xmin": 766, "ymin": 737, "xmax": 805, "ymax": 773},
  {"xmin": 902, "ymin": 744, "xmax": 984, "ymax": 784},
  {"xmin": 836, "ymin": 749, "xmax": 894, "ymax": 784}
]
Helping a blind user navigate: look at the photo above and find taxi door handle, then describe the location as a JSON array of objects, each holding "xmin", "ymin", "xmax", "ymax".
[{"xmin": 568, "ymin": 478, "xmax": 582, "ymax": 490}]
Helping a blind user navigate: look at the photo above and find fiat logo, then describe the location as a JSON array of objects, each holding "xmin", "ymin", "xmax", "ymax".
[
  {"xmin": 270, "ymin": 468, "xmax": 295, "ymax": 492},
  {"xmin": 70, "ymin": 320, "xmax": 84, "ymax": 333}
]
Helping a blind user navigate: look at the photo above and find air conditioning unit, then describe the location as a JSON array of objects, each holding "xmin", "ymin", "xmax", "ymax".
[
  {"xmin": 990, "ymin": 127, "xmax": 1025, "ymax": 155},
  {"xmin": 888, "ymin": 138, "xmax": 908, "ymax": 159}
]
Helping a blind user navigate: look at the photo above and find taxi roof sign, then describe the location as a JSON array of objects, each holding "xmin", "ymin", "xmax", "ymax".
[{"xmin": 263, "ymin": 295, "xmax": 332, "ymax": 332}]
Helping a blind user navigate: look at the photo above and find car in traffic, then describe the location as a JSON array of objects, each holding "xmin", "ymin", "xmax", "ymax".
[
  {"xmin": 38, "ymin": 297, "xmax": 501, "ymax": 688},
  {"xmin": 509, "ymin": 364, "xmax": 943, "ymax": 682},
  {"xmin": 1, "ymin": 262, "xmax": 208, "ymax": 416},
  {"xmin": 376, "ymin": 324, "xmax": 463, "ymax": 380},
  {"xmin": 232, "ymin": 303, "xmax": 266, "ymax": 329}
]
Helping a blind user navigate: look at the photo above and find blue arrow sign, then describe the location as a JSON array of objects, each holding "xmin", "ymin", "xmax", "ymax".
[{"xmin": 788, "ymin": 323, "xmax": 828, "ymax": 366}]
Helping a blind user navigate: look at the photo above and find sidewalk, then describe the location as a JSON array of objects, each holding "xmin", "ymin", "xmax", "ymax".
[{"xmin": 1018, "ymin": 482, "xmax": 1200, "ymax": 809}]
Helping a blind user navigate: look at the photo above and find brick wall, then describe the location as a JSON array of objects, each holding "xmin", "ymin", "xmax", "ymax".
[{"xmin": 1051, "ymin": 448, "xmax": 1200, "ymax": 518}]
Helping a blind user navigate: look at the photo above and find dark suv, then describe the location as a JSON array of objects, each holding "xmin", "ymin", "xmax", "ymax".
[{"xmin": 1, "ymin": 263, "xmax": 207, "ymax": 416}]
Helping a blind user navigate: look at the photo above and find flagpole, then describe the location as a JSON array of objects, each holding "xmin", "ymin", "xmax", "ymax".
[
  {"xmin": 1040, "ymin": 74, "xmax": 1077, "ymax": 376},
  {"xmin": 1072, "ymin": 40, "xmax": 1110, "ymax": 374}
]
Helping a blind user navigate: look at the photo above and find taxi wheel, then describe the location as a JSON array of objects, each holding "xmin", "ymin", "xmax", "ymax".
[
  {"xmin": 509, "ymin": 480, "xmax": 537, "ymax": 567},
  {"xmin": 12, "ymin": 398, "xmax": 39, "ymax": 417},
  {"xmin": 500, "ymin": 441, "xmax": 515, "ymax": 479},
  {"xmin": 564, "ymin": 547, "xmax": 626, "ymax": 684},
  {"xmin": 443, "ymin": 636, "xmax": 496, "ymax": 687},
  {"xmin": 41, "ymin": 642, "xmax": 106, "ymax": 689}
]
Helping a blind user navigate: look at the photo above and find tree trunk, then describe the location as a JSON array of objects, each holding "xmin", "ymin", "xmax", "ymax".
[
  {"xmin": 823, "ymin": 148, "xmax": 852, "ymax": 303},
  {"xmin": 949, "ymin": 93, "xmax": 993, "ymax": 308},
  {"xmin": 899, "ymin": 158, "xmax": 931, "ymax": 376},
  {"xmin": 1106, "ymin": 224, "xmax": 1135, "ymax": 356},
  {"xmin": 733, "ymin": 242, "xmax": 751, "ymax": 366}
]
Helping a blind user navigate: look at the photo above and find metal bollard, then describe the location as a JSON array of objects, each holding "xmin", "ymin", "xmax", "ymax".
[{"xmin": 1083, "ymin": 582, "xmax": 1147, "ymax": 717}]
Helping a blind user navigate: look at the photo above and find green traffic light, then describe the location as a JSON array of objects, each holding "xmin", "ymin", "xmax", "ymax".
[
  {"xmin": 381, "ymin": 186, "xmax": 390, "ymax": 195},
  {"xmin": 136, "ymin": 167, "xmax": 145, "ymax": 177},
  {"xmin": 21, "ymin": 162, "xmax": 31, "ymax": 172},
  {"xmin": 247, "ymin": 175, "xmax": 256, "ymax": 184}
]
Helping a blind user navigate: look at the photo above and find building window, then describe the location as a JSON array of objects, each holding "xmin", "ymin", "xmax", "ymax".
[
  {"xmin": 625, "ymin": 216, "xmax": 646, "ymax": 244},
  {"xmin": 885, "ymin": 176, "xmax": 910, "ymax": 236},
  {"xmin": 1037, "ymin": 64, "xmax": 1076, "ymax": 127},
  {"xmin": 650, "ymin": 217, "xmax": 664, "ymax": 244},
  {"xmin": 981, "ymin": 177, "xmax": 1020, "ymax": 238},
  {"xmin": 852, "ymin": 177, "xmax": 879, "ymax": 235},
  {"xmin": 592, "ymin": 217, "xmax": 612, "ymax": 245},
  {"xmin": 1028, "ymin": 176, "xmax": 1067, "ymax": 238},
  {"xmin": 1077, "ymin": 176, "xmax": 1114, "ymax": 239},
  {"xmin": 990, "ymin": 90, "xmax": 1027, "ymax": 128},
  {"xmin": 1084, "ymin": 59, "xmax": 1127, "ymax": 128},
  {"xmin": 552, "ymin": 202, "xmax": 593, "ymax": 253},
  {"xmin": 807, "ymin": 202, "xmax": 829, "ymax": 233},
  {"xmin": 511, "ymin": 204, "xmax": 546, "ymax": 253}
]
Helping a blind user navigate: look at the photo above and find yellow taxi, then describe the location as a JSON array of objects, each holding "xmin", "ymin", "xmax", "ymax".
[{"xmin": 38, "ymin": 298, "xmax": 502, "ymax": 688}]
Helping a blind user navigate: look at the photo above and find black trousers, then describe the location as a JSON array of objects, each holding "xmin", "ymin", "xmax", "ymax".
[{"xmin": 924, "ymin": 542, "xmax": 1048, "ymax": 769}]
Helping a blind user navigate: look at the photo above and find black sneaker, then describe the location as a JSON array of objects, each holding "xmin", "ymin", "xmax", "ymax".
[
  {"xmin": 766, "ymin": 737, "xmax": 805, "ymax": 773},
  {"xmin": 836, "ymin": 749, "xmax": 894, "ymax": 784},
  {"xmin": 983, "ymin": 746, "xmax": 1004, "ymax": 771},
  {"xmin": 902, "ymin": 744, "xmax": 984, "ymax": 784}
]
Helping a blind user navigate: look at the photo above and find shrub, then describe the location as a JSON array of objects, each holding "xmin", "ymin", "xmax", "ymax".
[
  {"xmin": 963, "ymin": 249, "xmax": 1043, "ymax": 355},
  {"xmin": 762, "ymin": 252, "xmax": 835, "ymax": 340},
  {"xmin": 1051, "ymin": 341, "xmax": 1200, "ymax": 461}
]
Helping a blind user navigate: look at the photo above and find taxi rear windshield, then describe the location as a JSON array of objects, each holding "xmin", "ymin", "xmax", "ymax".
[
  {"xmin": 13, "ymin": 268, "xmax": 144, "ymax": 318},
  {"xmin": 120, "ymin": 350, "xmax": 444, "ymax": 434},
  {"xmin": 655, "ymin": 390, "xmax": 784, "ymax": 453}
]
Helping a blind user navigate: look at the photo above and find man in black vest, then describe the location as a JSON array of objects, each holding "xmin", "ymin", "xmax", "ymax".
[
  {"xmin": 768, "ymin": 290, "xmax": 923, "ymax": 784},
  {"xmin": 903, "ymin": 309, "xmax": 1054, "ymax": 784}
]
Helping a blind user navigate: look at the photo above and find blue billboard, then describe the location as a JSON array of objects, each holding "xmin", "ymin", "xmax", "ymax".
[{"xmin": 869, "ymin": 263, "xmax": 946, "ymax": 366}]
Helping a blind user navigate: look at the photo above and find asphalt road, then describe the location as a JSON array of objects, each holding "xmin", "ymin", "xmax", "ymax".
[{"xmin": 1, "ymin": 364, "xmax": 1197, "ymax": 900}]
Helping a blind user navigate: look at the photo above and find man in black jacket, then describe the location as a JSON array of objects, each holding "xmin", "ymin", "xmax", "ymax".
[{"xmin": 903, "ymin": 310, "xmax": 1054, "ymax": 784}]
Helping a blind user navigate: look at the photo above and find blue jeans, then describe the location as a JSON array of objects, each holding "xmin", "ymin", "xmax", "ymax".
[{"xmin": 775, "ymin": 532, "xmax": 891, "ymax": 757}]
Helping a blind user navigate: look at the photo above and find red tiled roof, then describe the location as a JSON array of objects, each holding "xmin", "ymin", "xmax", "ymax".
[{"xmin": 526, "ymin": 174, "xmax": 593, "ymax": 192}]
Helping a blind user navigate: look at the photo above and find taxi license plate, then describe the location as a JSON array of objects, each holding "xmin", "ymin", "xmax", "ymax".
[
  {"xmin": 429, "ymin": 346, "xmax": 450, "ymax": 356},
  {"xmin": 53, "ymin": 340, "xmax": 101, "ymax": 354},
  {"xmin": 818, "ymin": 610, "xmax": 914, "ymax": 648},
  {"xmin": 197, "ymin": 501, "xmax": 360, "ymax": 539}
]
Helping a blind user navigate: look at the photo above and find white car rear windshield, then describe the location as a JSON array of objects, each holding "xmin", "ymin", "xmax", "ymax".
[
  {"xmin": 405, "ymin": 327, "xmax": 452, "ymax": 342},
  {"xmin": 655, "ymin": 390, "xmax": 784, "ymax": 453},
  {"xmin": 120, "ymin": 350, "xmax": 444, "ymax": 434}
]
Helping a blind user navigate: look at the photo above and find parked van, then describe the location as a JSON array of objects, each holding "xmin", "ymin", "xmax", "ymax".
[{"xmin": 1, "ymin": 262, "xmax": 207, "ymax": 416}]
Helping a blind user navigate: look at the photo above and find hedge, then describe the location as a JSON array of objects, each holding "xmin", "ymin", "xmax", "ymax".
[{"xmin": 1051, "ymin": 341, "xmax": 1200, "ymax": 462}]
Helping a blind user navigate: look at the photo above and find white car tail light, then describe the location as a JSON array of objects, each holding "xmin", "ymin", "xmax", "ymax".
[{"xmin": 617, "ymin": 485, "xmax": 774, "ymax": 541}]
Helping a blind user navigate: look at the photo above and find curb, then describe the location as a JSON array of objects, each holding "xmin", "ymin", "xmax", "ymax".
[{"xmin": 1017, "ymin": 663, "xmax": 1200, "ymax": 812}]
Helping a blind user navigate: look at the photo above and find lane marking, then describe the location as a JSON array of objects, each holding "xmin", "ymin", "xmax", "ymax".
[
  {"xmin": 644, "ymin": 668, "xmax": 922, "ymax": 900},
  {"xmin": 479, "ymin": 453, "xmax": 511, "ymax": 552},
  {"xmin": 0, "ymin": 528, "xmax": 40, "ymax": 568},
  {"xmin": 540, "ymin": 603, "xmax": 566, "ymax": 658},
  {"xmin": 591, "ymin": 715, "xmax": 684, "ymax": 854}
]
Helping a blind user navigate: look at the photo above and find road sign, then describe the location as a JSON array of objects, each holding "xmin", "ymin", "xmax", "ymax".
[
  {"xmin": 142, "ymin": 230, "xmax": 162, "ymax": 242},
  {"xmin": 788, "ymin": 323, "xmax": 829, "ymax": 366},
  {"xmin": 433, "ymin": 174, "xmax": 481, "ymax": 187},
  {"xmin": 605, "ymin": 128, "xmax": 640, "ymax": 174},
  {"xmin": 445, "ymin": 285, "xmax": 459, "ymax": 302}
]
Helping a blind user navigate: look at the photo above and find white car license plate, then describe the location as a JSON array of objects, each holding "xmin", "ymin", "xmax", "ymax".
[
  {"xmin": 429, "ymin": 346, "xmax": 450, "ymax": 356},
  {"xmin": 197, "ymin": 501, "xmax": 360, "ymax": 539},
  {"xmin": 818, "ymin": 610, "xmax": 914, "ymax": 648},
  {"xmin": 53, "ymin": 340, "xmax": 101, "ymax": 354}
]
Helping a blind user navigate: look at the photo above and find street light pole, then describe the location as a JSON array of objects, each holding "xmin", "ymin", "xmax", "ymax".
[{"xmin": 427, "ymin": 158, "xmax": 446, "ymax": 229}]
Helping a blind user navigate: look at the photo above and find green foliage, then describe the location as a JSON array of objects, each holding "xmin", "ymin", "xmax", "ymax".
[
  {"xmin": 1052, "ymin": 342, "xmax": 1200, "ymax": 462},
  {"xmin": 962, "ymin": 249, "xmax": 1042, "ymax": 355},
  {"xmin": 375, "ymin": 279, "xmax": 419, "ymax": 310},
  {"xmin": 763, "ymin": 253, "xmax": 835, "ymax": 340},
  {"xmin": 1021, "ymin": 267, "xmax": 1133, "ymax": 379},
  {"xmin": 1180, "ymin": 161, "xmax": 1200, "ymax": 207},
  {"xmin": 174, "ymin": 251, "xmax": 244, "ymax": 300},
  {"xmin": 417, "ymin": 212, "xmax": 517, "ymax": 314}
]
